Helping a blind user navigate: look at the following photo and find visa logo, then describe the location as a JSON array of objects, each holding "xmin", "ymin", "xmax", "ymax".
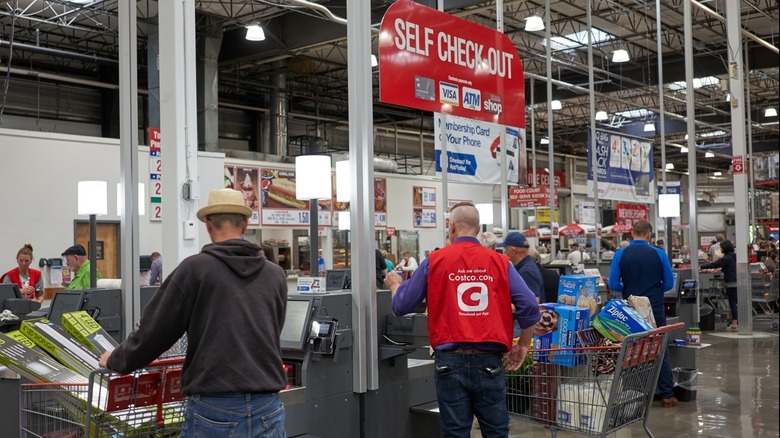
[
  {"xmin": 463, "ymin": 87, "xmax": 481, "ymax": 111},
  {"xmin": 439, "ymin": 81, "xmax": 459, "ymax": 106}
]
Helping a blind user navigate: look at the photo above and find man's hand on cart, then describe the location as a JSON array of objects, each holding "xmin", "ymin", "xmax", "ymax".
[
  {"xmin": 99, "ymin": 351, "xmax": 111, "ymax": 368},
  {"xmin": 503, "ymin": 341, "xmax": 529, "ymax": 372}
]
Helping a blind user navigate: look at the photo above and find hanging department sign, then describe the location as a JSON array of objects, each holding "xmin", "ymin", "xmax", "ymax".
[
  {"xmin": 587, "ymin": 128, "xmax": 655, "ymax": 204},
  {"xmin": 433, "ymin": 113, "xmax": 525, "ymax": 184},
  {"xmin": 379, "ymin": 0, "xmax": 525, "ymax": 128},
  {"xmin": 508, "ymin": 186, "xmax": 558, "ymax": 208},
  {"xmin": 616, "ymin": 203, "xmax": 648, "ymax": 226}
]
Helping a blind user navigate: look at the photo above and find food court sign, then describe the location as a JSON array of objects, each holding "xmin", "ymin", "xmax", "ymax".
[{"xmin": 379, "ymin": 0, "xmax": 525, "ymax": 129}]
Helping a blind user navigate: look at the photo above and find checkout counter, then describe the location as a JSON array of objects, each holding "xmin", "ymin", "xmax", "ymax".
[{"xmin": 279, "ymin": 289, "xmax": 437, "ymax": 437}]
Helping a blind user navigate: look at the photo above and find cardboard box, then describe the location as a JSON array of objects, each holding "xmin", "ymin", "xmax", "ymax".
[
  {"xmin": 0, "ymin": 333, "xmax": 88, "ymax": 385},
  {"xmin": 533, "ymin": 303, "xmax": 590, "ymax": 367},
  {"xmin": 20, "ymin": 318, "xmax": 100, "ymax": 378},
  {"xmin": 557, "ymin": 275, "xmax": 600, "ymax": 316},
  {"xmin": 62, "ymin": 310, "xmax": 120, "ymax": 355},
  {"xmin": 592, "ymin": 299, "xmax": 654, "ymax": 341}
]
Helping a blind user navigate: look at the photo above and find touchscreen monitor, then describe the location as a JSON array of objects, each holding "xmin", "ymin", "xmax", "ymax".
[
  {"xmin": 0, "ymin": 283, "xmax": 22, "ymax": 302},
  {"xmin": 47, "ymin": 291, "xmax": 85, "ymax": 324},
  {"xmin": 280, "ymin": 298, "xmax": 313, "ymax": 351}
]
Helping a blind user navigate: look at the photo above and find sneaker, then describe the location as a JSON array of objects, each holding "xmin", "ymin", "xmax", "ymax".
[
  {"xmin": 661, "ymin": 396, "xmax": 679, "ymax": 407},
  {"xmin": 726, "ymin": 325, "xmax": 738, "ymax": 331}
]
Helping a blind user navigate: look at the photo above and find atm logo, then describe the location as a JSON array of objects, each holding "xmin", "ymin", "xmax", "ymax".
[
  {"xmin": 463, "ymin": 87, "xmax": 481, "ymax": 111},
  {"xmin": 439, "ymin": 81, "xmax": 459, "ymax": 106}
]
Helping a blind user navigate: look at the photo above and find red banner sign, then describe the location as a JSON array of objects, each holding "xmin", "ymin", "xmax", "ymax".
[
  {"xmin": 526, "ymin": 168, "xmax": 567, "ymax": 188},
  {"xmin": 508, "ymin": 186, "xmax": 558, "ymax": 208},
  {"xmin": 732, "ymin": 155, "xmax": 745, "ymax": 174},
  {"xmin": 379, "ymin": 0, "xmax": 524, "ymax": 128},
  {"xmin": 616, "ymin": 203, "xmax": 648, "ymax": 225}
]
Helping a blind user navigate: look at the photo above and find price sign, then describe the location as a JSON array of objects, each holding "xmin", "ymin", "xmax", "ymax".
[{"xmin": 148, "ymin": 128, "xmax": 162, "ymax": 222}]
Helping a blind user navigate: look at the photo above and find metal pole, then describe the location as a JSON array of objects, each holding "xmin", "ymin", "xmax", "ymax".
[
  {"xmin": 531, "ymin": 77, "xmax": 537, "ymax": 186},
  {"xmin": 726, "ymin": 0, "xmax": 751, "ymax": 334},
  {"xmin": 545, "ymin": 0, "xmax": 556, "ymax": 257},
  {"xmin": 587, "ymin": 0, "xmax": 600, "ymax": 264},
  {"xmin": 498, "ymin": 0, "xmax": 508, "ymax": 236},
  {"xmin": 744, "ymin": 39, "xmax": 756, "ymax": 246},
  {"xmin": 683, "ymin": 0, "xmax": 699, "ymax": 322},
  {"xmin": 310, "ymin": 201, "xmax": 318, "ymax": 276},
  {"xmin": 657, "ymin": 0, "xmax": 673, "ymax": 261},
  {"xmin": 89, "ymin": 214, "xmax": 97, "ymax": 288},
  {"xmin": 438, "ymin": 0, "xmax": 449, "ymax": 244}
]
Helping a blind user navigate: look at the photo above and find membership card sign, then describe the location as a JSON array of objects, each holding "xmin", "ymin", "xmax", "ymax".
[
  {"xmin": 587, "ymin": 128, "xmax": 654, "ymax": 204},
  {"xmin": 433, "ymin": 113, "xmax": 524, "ymax": 184},
  {"xmin": 379, "ymin": 0, "xmax": 525, "ymax": 128}
]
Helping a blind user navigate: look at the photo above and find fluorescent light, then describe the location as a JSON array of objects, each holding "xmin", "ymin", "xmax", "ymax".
[
  {"xmin": 370, "ymin": 54, "xmax": 378, "ymax": 68},
  {"xmin": 550, "ymin": 100, "xmax": 562, "ymax": 110},
  {"xmin": 295, "ymin": 155, "xmax": 332, "ymax": 200},
  {"xmin": 525, "ymin": 15, "xmax": 545, "ymax": 32},
  {"xmin": 644, "ymin": 122, "xmax": 656, "ymax": 132},
  {"xmin": 78, "ymin": 181, "xmax": 107, "ymax": 215},
  {"xmin": 692, "ymin": 78, "xmax": 702, "ymax": 89},
  {"xmin": 684, "ymin": 134, "xmax": 689, "ymax": 140},
  {"xmin": 245, "ymin": 24, "xmax": 265, "ymax": 41},
  {"xmin": 665, "ymin": 163, "xmax": 675, "ymax": 170},
  {"xmin": 714, "ymin": 171, "xmax": 722, "ymax": 176},
  {"xmin": 765, "ymin": 108, "xmax": 778, "ymax": 117},
  {"xmin": 658, "ymin": 194, "xmax": 681, "ymax": 218},
  {"xmin": 680, "ymin": 146, "xmax": 689, "ymax": 153},
  {"xmin": 612, "ymin": 49, "xmax": 630, "ymax": 63},
  {"xmin": 725, "ymin": 93, "xmax": 731, "ymax": 102},
  {"xmin": 595, "ymin": 111, "xmax": 608, "ymax": 121},
  {"xmin": 540, "ymin": 137, "xmax": 550, "ymax": 145},
  {"xmin": 705, "ymin": 151, "xmax": 715, "ymax": 158}
]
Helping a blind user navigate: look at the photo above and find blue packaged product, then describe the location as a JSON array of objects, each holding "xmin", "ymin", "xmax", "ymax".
[
  {"xmin": 591, "ymin": 299, "xmax": 654, "ymax": 341},
  {"xmin": 532, "ymin": 303, "xmax": 591, "ymax": 367},
  {"xmin": 557, "ymin": 275, "xmax": 600, "ymax": 316}
]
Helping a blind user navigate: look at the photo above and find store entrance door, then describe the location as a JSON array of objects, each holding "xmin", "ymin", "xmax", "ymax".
[{"xmin": 74, "ymin": 220, "xmax": 120, "ymax": 280}]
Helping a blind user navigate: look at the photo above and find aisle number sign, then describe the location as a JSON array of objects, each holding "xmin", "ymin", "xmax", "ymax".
[{"xmin": 148, "ymin": 128, "xmax": 162, "ymax": 222}]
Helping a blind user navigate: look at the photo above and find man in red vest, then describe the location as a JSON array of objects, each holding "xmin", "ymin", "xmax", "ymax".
[{"xmin": 385, "ymin": 202, "xmax": 541, "ymax": 437}]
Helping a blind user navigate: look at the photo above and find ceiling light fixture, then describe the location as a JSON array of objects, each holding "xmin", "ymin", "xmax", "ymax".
[
  {"xmin": 665, "ymin": 163, "xmax": 674, "ymax": 170},
  {"xmin": 724, "ymin": 93, "xmax": 731, "ymax": 102},
  {"xmin": 524, "ymin": 14, "xmax": 545, "ymax": 32},
  {"xmin": 644, "ymin": 122, "xmax": 656, "ymax": 132},
  {"xmin": 612, "ymin": 48, "xmax": 630, "ymax": 63},
  {"xmin": 550, "ymin": 100, "xmax": 562, "ymax": 110},
  {"xmin": 692, "ymin": 78, "xmax": 703, "ymax": 89},
  {"xmin": 67, "ymin": 0, "xmax": 93, "ymax": 4},
  {"xmin": 371, "ymin": 54, "xmax": 378, "ymax": 68},
  {"xmin": 540, "ymin": 137, "xmax": 550, "ymax": 145},
  {"xmin": 714, "ymin": 171, "xmax": 722, "ymax": 176},
  {"xmin": 680, "ymin": 146, "xmax": 689, "ymax": 153},
  {"xmin": 705, "ymin": 151, "xmax": 715, "ymax": 158},
  {"xmin": 245, "ymin": 24, "xmax": 265, "ymax": 41},
  {"xmin": 765, "ymin": 108, "xmax": 778, "ymax": 117},
  {"xmin": 595, "ymin": 111, "xmax": 608, "ymax": 121}
]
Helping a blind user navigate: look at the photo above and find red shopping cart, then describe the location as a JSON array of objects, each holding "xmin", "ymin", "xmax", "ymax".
[
  {"xmin": 507, "ymin": 322, "xmax": 684, "ymax": 437},
  {"xmin": 20, "ymin": 357, "xmax": 185, "ymax": 437}
]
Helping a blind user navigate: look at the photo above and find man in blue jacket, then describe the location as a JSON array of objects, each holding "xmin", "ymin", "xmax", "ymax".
[{"xmin": 608, "ymin": 220, "xmax": 677, "ymax": 407}]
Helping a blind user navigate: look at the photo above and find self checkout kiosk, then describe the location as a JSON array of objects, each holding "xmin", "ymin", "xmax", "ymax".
[
  {"xmin": 280, "ymin": 289, "xmax": 437, "ymax": 437},
  {"xmin": 23, "ymin": 288, "xmax": 123, "ymax": 341}
]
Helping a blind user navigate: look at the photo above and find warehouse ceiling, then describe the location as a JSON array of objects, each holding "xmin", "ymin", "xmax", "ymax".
[{"xmin": 0, "ymin": 0, "xmax": 778, "ymax": 180}]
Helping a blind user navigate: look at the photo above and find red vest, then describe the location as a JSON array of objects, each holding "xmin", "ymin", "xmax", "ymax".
[
  {"xmin": 1, "ymin": 268, "xmax": 42, "ymax": 299},
  {"xmin": 426, "ymin": 240, "xmax": 514, "ymax": 350}
]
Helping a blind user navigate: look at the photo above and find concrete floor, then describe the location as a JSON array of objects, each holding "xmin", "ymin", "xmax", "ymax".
[{"xmin": 473, "ymin": 320, "xmax": 780, "ymax": 438}]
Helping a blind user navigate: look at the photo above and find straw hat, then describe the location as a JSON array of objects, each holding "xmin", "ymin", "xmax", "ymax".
[{"xmin": 197, "ymin": 189, "xmax": 253, "ymax": 222}]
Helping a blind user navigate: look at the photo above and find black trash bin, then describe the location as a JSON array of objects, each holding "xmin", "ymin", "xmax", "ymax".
[
  {"xmin": 672, "ymin": 367, "xmax": 698, "ymax": 402},
  {"xmin": 700, "ymin": 304, "xmax": 715, "ymax": 331}
]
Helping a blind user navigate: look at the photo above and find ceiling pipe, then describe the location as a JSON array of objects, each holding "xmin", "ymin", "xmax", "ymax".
[
  {"xmin": 0, "ymin": 39, "xmax": 117, "ymax": 64},
  {"xmin": 690, "ymin": 0, "xmax": 779, "ymax": 54}
]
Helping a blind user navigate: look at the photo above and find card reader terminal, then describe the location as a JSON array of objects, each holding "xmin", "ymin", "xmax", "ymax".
[{"xmin": 309, "ymin": 318, "xmax": 338, "ymax": 354}]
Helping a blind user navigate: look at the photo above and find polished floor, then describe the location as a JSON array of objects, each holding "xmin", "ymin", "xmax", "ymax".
[{"xmin": 472, "ymin": 320, "xmax": 780, "ymax": 438}]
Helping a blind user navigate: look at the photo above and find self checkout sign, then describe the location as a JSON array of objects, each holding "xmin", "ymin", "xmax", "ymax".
[{"xmin": 149, "ymin": 128, "xmax": 162, "ymax": 221}]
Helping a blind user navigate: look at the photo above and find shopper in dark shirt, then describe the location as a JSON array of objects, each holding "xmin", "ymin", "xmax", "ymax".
[
  {"xmin": 529, "ymin": 247, "xmax": 560, "ymax": 303},
  {"xmin": 608, "ymin": 220, "xmax": 677, "ymax": 408},
  {"xmin": 700, "ymin": 240, "xmax": 738, "ymax": 330}
]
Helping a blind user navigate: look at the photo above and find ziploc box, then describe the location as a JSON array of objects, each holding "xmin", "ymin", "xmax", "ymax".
[
  {"xmin": 533, "ymin": 304, "xmax": 590, "ymax": 367},
  {"xmin": 557, "ymin": 275, "xmax": 600, "ymax": 317},
  {"xmin": 20, "ymin": 318, "xmax": 100, "ymax": 378},
  {"xmin": 63, "ymin": 310, "xmax": 119, "ymax": 355},
  {"xmin": 592, "ymin": 299, "xmax": 654, "ymax": 342}
]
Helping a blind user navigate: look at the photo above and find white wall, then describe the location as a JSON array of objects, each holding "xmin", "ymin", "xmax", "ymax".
[{"xmin": 0, "ymin": 128, "xmax": 223, "ymax": 286}]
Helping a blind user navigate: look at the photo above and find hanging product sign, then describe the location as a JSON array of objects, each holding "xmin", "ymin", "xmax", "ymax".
[
  {"xmin": 375, "ymin": 178, "xmax": 388, "ymax": 227},
  {"xmin": 527, "ymin": 168, "xmax": 567, "ymax": 188},
  {"xmin": 587, "ymin": 128, "xmax": 655, "ymax": 204},
  {"xmin": 657, "ymin": 181, "xmax": 681, "ymax": 195},
  {"xmin": 508, "ymin": 186, "xmax": 558, "ymax": 208},
  {"xmin": 260, "ymin": 168, "xmax": 308, "ymax": 226},
  {"xmin": 378, "ymin": 0, "xmax": 525, "ymax": 128},
  {"xmin": 433, "ymin": 113, "xmax": 524, "ymax": 184},
  {"xmin": 616, "ymin": 203, "xmax": 648, "ymax": 226},
  {"xmin": 148, "ymin": 128, "xmax": 162, "ymax": 222}
]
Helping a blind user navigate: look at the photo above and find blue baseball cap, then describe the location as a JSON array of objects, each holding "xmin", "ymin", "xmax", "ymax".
[{"xmin": 498, "ymin": 232, "xmax": 529, "ymax": 248}]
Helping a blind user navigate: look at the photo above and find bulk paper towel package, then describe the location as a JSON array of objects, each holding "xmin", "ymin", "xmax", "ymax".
[
  {"xmin": 591, "ymin": 299, "xmax": 654, "ymax": 341},
  {"xmin": 533, "ymin": 303, "xmax": 591, "ymax": 367}
]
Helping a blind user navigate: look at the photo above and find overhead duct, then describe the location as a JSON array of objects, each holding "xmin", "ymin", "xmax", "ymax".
[{"xmin": 331, "ymin": 152, "xmax": 398, "ymax": 174}]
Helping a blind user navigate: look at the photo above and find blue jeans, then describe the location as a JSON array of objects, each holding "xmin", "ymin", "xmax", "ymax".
[
  {"xmin": 652, "ymin": 309, "xmax": 674, "ymax": 400},
  {"xmin": 434, "ymin": 351, "xmax": 508, "ymax": 438},
  {"xmin": 180, "ymin": 393, "xmax": 286, "ymax": 438}
]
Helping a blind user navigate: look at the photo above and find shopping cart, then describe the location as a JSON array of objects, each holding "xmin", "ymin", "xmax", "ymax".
[
  {"xmin": 507, "ymin": 322, "xmax": 684, "ymax": 438},
  {"xmin": 752, "ymin": 272, "xmax": 779, "ymax": 330},
  {"xmin": 20, "ymin": 357, "xmax": 185, "ymax": 437}
]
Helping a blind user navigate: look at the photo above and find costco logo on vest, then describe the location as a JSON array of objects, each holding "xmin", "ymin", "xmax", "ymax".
[{"xmin": 457, "ymin": 282, "xmax": 488, "ymax": 312}]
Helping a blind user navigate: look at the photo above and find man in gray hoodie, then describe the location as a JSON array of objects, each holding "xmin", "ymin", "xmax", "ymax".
[{"xmin": 100, "ymin": 188, "xmax": 288, "ymax": 437}]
